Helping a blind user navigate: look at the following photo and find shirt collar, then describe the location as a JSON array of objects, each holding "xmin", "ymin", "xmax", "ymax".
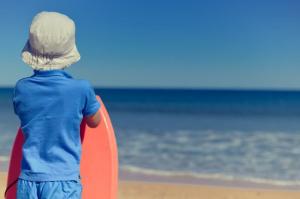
[{"xmin": 33, "ymin": 69, "xmax": 73, "ymax": 78}]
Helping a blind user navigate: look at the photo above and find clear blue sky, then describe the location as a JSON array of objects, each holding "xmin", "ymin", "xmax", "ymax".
[{"xmin": 0, "ymin": 0, "xmax": 300, "ymax": 89}]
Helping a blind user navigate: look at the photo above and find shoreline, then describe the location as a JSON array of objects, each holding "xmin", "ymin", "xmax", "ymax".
[
  {"xmin": 2, "ymin": 168, "xmax": 300, "ymax": 191},
  {"xmin": 118, "ymin": 180, "xmax": 300, "ymax": 199},
  {"xmin": 1, "ymin": 172, "xmax": 300, "ymax": 199},
  {"xmin": 119, "ymin": 167, "xmax": 300, "ymax": 191}
]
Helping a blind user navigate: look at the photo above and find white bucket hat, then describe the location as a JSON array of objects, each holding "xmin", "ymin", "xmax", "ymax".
[{"xmin": 21, "ymin": 11, "xmax": 80, "ymax": 70}]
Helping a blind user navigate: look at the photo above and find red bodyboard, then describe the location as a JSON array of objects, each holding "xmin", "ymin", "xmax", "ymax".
[{"xmin": 5, "ymin": 95, "xmax": 118, "ymax": 199}]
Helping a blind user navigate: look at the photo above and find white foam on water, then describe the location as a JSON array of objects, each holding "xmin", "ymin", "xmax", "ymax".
[
  {"xmin": 118, "ymin": 128, "xmax": 300, "ymax": 184},
  {"xmin": 0, "ymin": 156, "xmax": 9, "ymax": 162}
]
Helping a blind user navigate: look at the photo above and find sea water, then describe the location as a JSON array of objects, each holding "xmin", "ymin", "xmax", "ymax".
[{"xmin": 1, "ymin": 88, "xmax": 300, "ymax": 187}]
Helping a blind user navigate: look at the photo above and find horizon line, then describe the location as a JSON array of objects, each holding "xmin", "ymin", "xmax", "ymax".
[{"xmin": 1, "ymin": 85, "xmax": 300, "ymax": 92}]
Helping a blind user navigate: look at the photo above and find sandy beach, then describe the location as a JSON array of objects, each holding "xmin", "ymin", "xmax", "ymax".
[
  {"xmin": 1, "ymin": 172, "xmax": 300, "ymax": 199},
  {"xmin": 0, "ymin": 172, "xmax": 6, "ymax": 199}
]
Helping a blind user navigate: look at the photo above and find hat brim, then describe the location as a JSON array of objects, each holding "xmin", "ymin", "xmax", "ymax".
[{"xmin": 21, "ymin": 40, "xmax": 81, "ymax": 71}]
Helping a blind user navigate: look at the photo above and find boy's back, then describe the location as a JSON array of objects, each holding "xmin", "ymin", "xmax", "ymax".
[
  {"xmin": 13, "ymin": 69, "xmax": 100, "ymax": 181},
  {"xmin": 13, "ymin": 11, "xmax": 101, "ymax": 198}
]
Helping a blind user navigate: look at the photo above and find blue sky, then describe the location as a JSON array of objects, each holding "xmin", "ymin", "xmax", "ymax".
[{"xmin": 0, "ymin": 0, "xmax": 300, "ymax": 89}]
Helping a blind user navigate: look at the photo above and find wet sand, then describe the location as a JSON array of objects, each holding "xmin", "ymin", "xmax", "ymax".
[{"xmin": 1, "ymin": 172, "xmax": 300, "ymax": 199}]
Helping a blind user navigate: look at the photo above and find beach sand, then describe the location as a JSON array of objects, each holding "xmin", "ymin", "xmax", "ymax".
[
  {"xmin": 0, "ymin": 172, "xmax": 6, "ymax": 199},
  {"xmin": 118, "ymin": 181, "xmax": 300, "ymax": 199},
  {"xmin": 1, "ymin": 172, "xmax": 300, "ymax": 199}
]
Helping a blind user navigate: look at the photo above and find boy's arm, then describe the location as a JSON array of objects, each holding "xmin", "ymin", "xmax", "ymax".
[
  {"xmin": 85, "ymin": 109, "xmax": 101, "ymax": 128},
  {"xmin": 82, "ymin": 80, "xmax": 101, "ymax": 128}
]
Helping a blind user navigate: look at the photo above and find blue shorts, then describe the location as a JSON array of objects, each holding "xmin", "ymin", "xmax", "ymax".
[{"xmin": 16, "ymin": 178, "xmax": 82, "ymax": 199}]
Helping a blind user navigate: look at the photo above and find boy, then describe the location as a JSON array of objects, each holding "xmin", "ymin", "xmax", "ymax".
[{"xmin": 13, "ymin": 11, "xmax": 101, "ymax": 198}]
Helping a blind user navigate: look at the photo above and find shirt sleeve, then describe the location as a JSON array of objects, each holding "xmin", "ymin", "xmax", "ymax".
[{"xmin": 82, "ymin": 81, "xmax": 101, "ymax": 117}]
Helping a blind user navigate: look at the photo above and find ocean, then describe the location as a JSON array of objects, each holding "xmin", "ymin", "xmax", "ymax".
[{"xmin": 1, "ymin": 88, "xmax": 300, "ymax": 188}]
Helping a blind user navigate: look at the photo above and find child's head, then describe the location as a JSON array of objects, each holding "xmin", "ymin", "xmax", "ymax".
[{"xmin": 21, "ymin": 11, "xmax": 80, "ymax": 71}]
